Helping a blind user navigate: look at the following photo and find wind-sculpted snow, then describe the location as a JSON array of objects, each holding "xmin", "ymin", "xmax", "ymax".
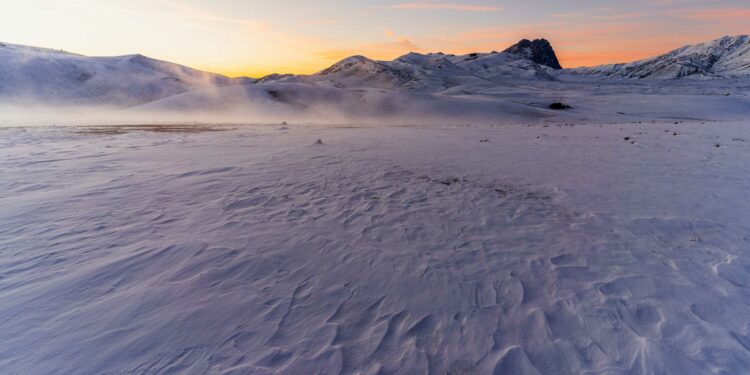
[{"xmin": 1, "ymin": 122, "xmax": 750, "ymax": 374}]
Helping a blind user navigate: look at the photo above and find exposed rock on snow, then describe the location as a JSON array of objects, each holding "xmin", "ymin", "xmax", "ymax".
[
  {"xmin": 548, "ymin": 102, "xmax": 572, "ymax": 110},
  {"xmin": 504, "ymin": 38, "xmax": 563, "ymax": 69}
]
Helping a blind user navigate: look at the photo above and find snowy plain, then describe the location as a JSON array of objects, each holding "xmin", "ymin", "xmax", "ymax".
[
  {"xmin": 1, "ymin": 119, "xmax": 750, "ymax": 374},
  {"xmin": 2, "ymin": 35, "xmax": 750, "ymax": 374}
]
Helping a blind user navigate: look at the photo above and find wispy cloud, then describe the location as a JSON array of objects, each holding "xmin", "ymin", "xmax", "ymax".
[
  {"xmin": 550, "ymin": 12, "xmax": 647, "ymax": 21},
  {"xmin": 382, "ymin": 27, "xmax": 421, "ymax": 50},
  {"xmin": 389, "ymin": 2, "xmax": 500, "ymax": 12},
  {"xmin": 671, "ymin": 8, "xmax": 750, "ymax": 20},
  {"xmin": 315, "ymin": 27, "xmax": 420, "ymax": 66}
]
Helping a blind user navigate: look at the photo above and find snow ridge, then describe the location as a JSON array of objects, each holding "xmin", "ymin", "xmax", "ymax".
[
  {"xmin": 276, "ymin": 50, "xmax": 556, "ymax": 92},
  {"xmin": 0, "ymin": 42, "xmax": 250, "ymax": 105},
  {"xmin": 566, "ymin": 35, "xmax": 750, "ymax": 79}
]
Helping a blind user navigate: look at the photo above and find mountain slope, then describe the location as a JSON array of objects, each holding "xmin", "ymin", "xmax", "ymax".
[
  {"xmin": 447, "ymin": 51, "xmax": 556, "ymax": 81},
  {"xmin": 3, "ymin": 35, "xmax": 749, "ymax": 115},
  {"xmin": 315, "ymin": 55, "xmax": 415, "ymax": 89},
  {"xmin": 566, "ymin": 35, "xmax": 750, "ymax": 79},
  {"xmin": 275, "ymin": 49, "xmax": 556, "ymax": 92},
  {"xmin": 0, "ymin": 42, "xmax": 251, "ymax": 105}
]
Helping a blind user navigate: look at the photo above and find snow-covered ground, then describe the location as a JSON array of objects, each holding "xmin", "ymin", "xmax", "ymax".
[
  {"xmin": 2, "ymin": 34, "xmax": 750, "ymax": 375},
  {"xmin": 2, "ymin": 121, "xmax": 750, "ymax": 374}
]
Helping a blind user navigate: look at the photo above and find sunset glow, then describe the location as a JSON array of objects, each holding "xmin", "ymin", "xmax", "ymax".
[{"xmin": 1, "ymin": 0, "xmax": 749, "ymax": 77}]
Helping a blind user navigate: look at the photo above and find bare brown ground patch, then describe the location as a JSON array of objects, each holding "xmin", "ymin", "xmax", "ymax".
[{"xmin": 74, "ymin": 124, "xmax": 236, "ymax": 134}]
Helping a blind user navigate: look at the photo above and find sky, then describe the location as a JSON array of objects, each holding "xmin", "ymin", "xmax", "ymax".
[{"xmin": 1, "ymin": 0, "xmax": 748, "ymax": 77}]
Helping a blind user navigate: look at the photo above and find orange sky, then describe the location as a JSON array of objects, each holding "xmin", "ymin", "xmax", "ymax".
[{"xmin": 1, "ymin": 1, "xmax": 748, "ymax": 77}]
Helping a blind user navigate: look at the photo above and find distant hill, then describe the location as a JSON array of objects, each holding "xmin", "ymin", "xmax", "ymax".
[
  {"xmin": 284, "ymin": 49, "xmax": 556, "ymax": 91},
  {"xmin": 2, "ymin": 35, "xmax": 750, "ymax": 112},
  {"xmin": 566, "ymin": 35, "xmax": 750, "ymax": 79},
  {"xmin": 0, "ymin": 42, "xmax": 251, "ymax": 105}
]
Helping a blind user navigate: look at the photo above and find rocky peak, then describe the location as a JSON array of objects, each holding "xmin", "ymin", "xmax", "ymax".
[{"xmin": 503, "ymin": 38, "xmax": 562, "ymax": 70}]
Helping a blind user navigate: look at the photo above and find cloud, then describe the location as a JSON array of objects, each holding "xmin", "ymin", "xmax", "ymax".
[
  {"xmin": 389, "ymin": 2, "xmax": 500, "ymax": 12},
  {"xmin": 314, "ymin": 28, "xmax": 420, "ymax": 67},
  {"xmin": 671, "ymin": 8, "xmax": 750, "ymax": 20},
  {"xmin": 382, "ymin": 27, "xmax": 421, "ymax": 50},
  {"xmin": 549, "ymin": 12, "xmax": 647, "ymax": 21}
]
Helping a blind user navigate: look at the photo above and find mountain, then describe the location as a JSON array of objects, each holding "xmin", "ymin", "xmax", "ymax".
[
  {"xmin": 446, "ymin": 51, "xmax": 556, "ymax": 80},
  {"xmin": 503, "ymin": 39, "xmax": 562, "ymax": 70},
  {"xmin": 0, "ymin": 39, "xmax": 559, "ymax": 107},
  {"xmin": 263, "ymin": 49, "xmax": 556, "ymax": 92},
  {"xmin": 0, "ymin": 42, "xmax": 251, "ymax": 105},
  {"xmin": 315, "ymin": 55, "xmax": 416, "ymax": 89},
  {"xmin": 566, "ymin": 35, "xmax": 750, "ymax": 79},
  {"xmin": 3, "ymin": 35, "xmax": 749, "ymax": 116}
]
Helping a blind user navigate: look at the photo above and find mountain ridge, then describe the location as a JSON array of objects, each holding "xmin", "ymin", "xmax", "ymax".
[
  {"xmin": 2, "ymin": 35, "xmax": 749, "ymax": 111},
  {"xmin": 565, "ymin": 35, "xmax": 750, "ymax": 79},
  {"xmin": 0, "ymin": 42, "xmax": 250, "ymax": 105}
]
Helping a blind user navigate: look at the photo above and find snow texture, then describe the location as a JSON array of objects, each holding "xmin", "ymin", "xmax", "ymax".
[
  {"xmin": 2, "ymin": 36, "xmax": 750, "ymax": 127},
  {"xmin": 1, "ymin": 122, "xmax": 750, "ymax": 374},
  {"xmin": 2, "ymin": 35, "xmax": 750, "ymax": 375}
]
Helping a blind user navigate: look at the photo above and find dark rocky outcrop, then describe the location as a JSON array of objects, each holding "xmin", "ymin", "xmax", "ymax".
[
  {"xmin": 548, "ymin": 102, "xmax": 572, "ymax": 110},
  {"xmin": 504, "ymin": 39, "xmax": 563, "ymax": 70}
]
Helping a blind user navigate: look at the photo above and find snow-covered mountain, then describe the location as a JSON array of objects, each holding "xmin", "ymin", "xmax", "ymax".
[
  {"xmin": 265, "ymin": 49, "xmax": 556, "ymax": 92},
  {"xmin": 2, "ymin": 35, "xmax": 750, "ymax": 118},
  {"xmin": 566, "ymin": 35, "xmax": 750, "ymax": 79},
  {"xmin": 0, "ymin": 42, "xmax": 251, "ymax": 105},
  {"xmin": 0, "ymin": 39, "xmax": 560, "ymax": 107}
]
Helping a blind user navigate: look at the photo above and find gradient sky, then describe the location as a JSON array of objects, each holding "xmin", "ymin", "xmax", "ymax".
[{"xmin": 1, "ymin": 0, "xmax": 748, "ymax": 77}]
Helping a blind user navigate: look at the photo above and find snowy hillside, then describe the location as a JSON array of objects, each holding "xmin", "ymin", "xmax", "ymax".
[
  {"xmin": 2, "ymin": 36, "xmax": 750, "ymax": 123},
  {"xmin": 0, "ymin": 42, "xmax": 250, "ymax": 105},
  {"xmin": 566, "ymin": 35, "xmax": 750, "ymax": 79},
  {"xmin": 266, "ymin": 50, "xmax": 555, "ymax": 92},
  {"xmin": 446, "ymin": 51, "xmax": 555, "ymax": 81},
  {"xmin": 0, "ymin": 39, "xmax": 558, "ymax": 109}
]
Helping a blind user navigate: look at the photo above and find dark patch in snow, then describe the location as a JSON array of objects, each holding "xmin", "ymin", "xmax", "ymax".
[{"xmin": 549, "ymin": 102, "xmax": 572, "ymax": 110}]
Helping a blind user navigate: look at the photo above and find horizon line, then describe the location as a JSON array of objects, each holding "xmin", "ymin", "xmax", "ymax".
[{"xmin": 2, "ymin": 33, "xmax": 746, "ymax": 79}]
